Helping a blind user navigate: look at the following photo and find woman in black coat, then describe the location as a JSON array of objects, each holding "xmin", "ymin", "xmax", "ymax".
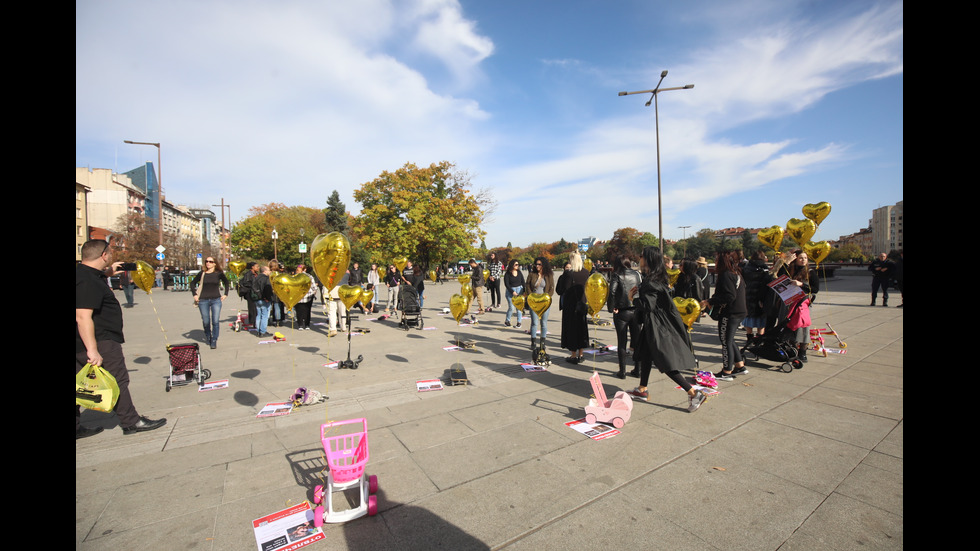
[
  {"xmin": 607, "ymin": 255, "xmax": 642, "ymax": 379},
  {"xmin": 741, "ymin": 250, "xmax": 772, "ymax": 344},
  {"xmin": 556, "ymin": 251, "xmax": 591, "ymax": 364},
  {"xmin": 627, "ymin": 247, "xmax": 709, "ymax": 412}
]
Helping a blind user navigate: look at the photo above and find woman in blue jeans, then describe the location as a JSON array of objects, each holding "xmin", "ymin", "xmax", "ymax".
[
  {"xmin": 503, "ymin": 259, "xmax": 525, "ymax": 328},
  {"xmin": 524, "ymin": 257, "xmax": 554, "ymax": 343},
  {"xmin": 191, "ymin": 257, "xmax": 230, "ymax": 349}
]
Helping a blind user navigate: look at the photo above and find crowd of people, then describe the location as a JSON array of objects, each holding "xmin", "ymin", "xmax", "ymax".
[{"xmin": 79, "ymin": 240, "xmax": 903, "ymax": 439}]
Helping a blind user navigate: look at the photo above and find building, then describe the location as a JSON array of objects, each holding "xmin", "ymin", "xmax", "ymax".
[
  {"xmin": 76, "ymin": 167, "xmax": 146, "ymax": 233},
  {"xmin": 871, "ymin": 201, "xmax": 903, "ymax": 254},
  {"xmin": 76, "ymin": 182, "xmax": 91, "ymax": 261}
]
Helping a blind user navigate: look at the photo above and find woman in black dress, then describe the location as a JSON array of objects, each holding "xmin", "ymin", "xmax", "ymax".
[{"xmin": 556, "ymin": 251, "xmax": 591, "ymax": 364}]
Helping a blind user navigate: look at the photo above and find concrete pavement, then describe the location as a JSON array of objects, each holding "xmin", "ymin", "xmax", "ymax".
[{"xmin": 76, "ymin": 272, "xmax": 902, "ymax": 550}]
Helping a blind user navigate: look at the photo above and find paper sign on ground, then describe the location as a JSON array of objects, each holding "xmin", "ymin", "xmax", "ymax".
[
  {"xmin": 416, "ymin": 379, "xmax": 444, "ymax": 392},
  {"xmin": 257, "ymin": 402, "xmax": 293, "ymax": 417},
  {"xmin": 565, "ymin": 418, "xmax": 620, "ymax": 440},
  {"xmin": 520, "ymin": 363, "xmax": 547, "ymax": 372},
  {"xmin": 199, "ymin": 379, "xmax": 229, "ymax": 392},
  {"xmin": 252, "ymin": 501, "xmax": 324, "ymax": 551}
]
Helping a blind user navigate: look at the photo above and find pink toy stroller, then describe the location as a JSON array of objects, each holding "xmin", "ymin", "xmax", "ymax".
[
  {"xmin": 312, "ymin": 418, "xmax": 379, "ymax": 525},
  {"xmin": 584, "ymin": 372, "xmax": 633, "ymax": 428}
]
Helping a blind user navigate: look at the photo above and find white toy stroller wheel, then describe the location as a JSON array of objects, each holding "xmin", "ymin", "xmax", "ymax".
[
  {"xmin": 369, "ymin": 475, "xmax": 379, "ymax": 494},
  {"xmin": 585, "ymin": 413, "xmax": 597, "ymax": 425},
  {"xmin": 201, "ymin": 369, "xmax": 211, "ymax": 381}
]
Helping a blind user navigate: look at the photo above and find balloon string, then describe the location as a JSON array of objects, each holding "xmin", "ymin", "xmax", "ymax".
[{"xmin": 147, "ymin": 292, "xmax": 169, "ymax": 348}]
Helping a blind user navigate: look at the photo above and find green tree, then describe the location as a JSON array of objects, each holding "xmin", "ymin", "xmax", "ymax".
[
  {"xmin": 228, "ymin": 203, "xmax": 327, "ymax": 267},
  {"xmin": 324, "ymin": 190, "xmax": 349, "ymax": 233},
  {"xmin": 353, "ymin": 161, "xmax": 495, "ymax": 270}
]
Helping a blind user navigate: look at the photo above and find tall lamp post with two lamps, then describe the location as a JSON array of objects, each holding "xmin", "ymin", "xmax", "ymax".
[{"xmin": 619, "ymin": 70, "xmax": 694, "ymax": 251}]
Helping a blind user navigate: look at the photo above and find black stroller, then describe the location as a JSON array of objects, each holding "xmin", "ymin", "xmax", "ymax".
[
  {"xmin": 398, "ymin": 285, "xmax": 423, "ymax": 330},
  {"xmin": 740, "ymin": 290, "xmax": 803, "ymax": 373}
]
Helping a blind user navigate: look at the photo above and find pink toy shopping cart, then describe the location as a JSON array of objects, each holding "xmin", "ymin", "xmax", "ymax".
[{"xmin": 312, "ymin": 418, "xmax": 379, "ymax": 525}]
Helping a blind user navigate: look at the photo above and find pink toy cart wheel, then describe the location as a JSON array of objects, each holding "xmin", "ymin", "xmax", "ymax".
[
  {"xmin": 613, "ymin": 417, "xmax": 625, "ymax": 429},
  {"xmin": 368, "ymin": 475, "xmax": 378, "ymax": 494},
  {"xmin": 313, "ymin": 484, "xmax": 323, "ymax": 504},
  {"xmin": 585, "ymin": 413, "xmax": 597, "ymax": 425},
  {"xmin": 367, "ymin": 495, "xmax": 378, "ymax": 516},
  {"xmin": 314, "ymin": 505, "xmax": 324, "ymax": 527}
]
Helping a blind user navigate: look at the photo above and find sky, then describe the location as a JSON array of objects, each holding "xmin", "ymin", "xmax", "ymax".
[{"xmin": 76, "ymin": 0, "xmax": 903, "ymax": 250}]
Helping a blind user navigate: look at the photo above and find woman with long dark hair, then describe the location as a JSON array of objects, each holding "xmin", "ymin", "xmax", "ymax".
[
  {"xmin": 524, "ymin": 256, "xmax": 555, "ymax": 341},
  {"xmin": 627, "ymin": 247, "xmax": 709, "ymax": 412},
  {"xmin": 503, "ymin": 259, "xmax": 525, "ymax": 328},
  {"xmin": 702, "ymin": 251, "xmax": 747, "ymax": 381},
  {"xmin": 787, "ymin": 249, "xmax": 818, "ymax": 362},
  {"xmin": 190, "ymin": 256, "xmax": 230, "ymax": 349},
  {"xmin": 607, "ymin": 255, "xmax": 641, "ymax": 379}
]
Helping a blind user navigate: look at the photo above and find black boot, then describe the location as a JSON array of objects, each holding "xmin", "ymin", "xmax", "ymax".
[{"xmin": 616, "ymin": 366, "xmax": 626, "ymax": 379}]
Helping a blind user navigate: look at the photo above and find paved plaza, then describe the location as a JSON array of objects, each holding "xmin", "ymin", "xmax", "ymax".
[{"xmin": 76, "ymin": 270, "xmax": 903, "ymax": 550}]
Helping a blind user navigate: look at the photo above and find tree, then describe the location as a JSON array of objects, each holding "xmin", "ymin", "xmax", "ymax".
[
  {"xmin": 110, "ymin": 211, "xmax": 159, "ymax": 263},
  {"xmin": 353, "ymin": 161, "xmax": 495, "ymax": 270},
  {"xmin": 324, "ymin": 190, "xmax": 349, "ymax": 233},
  {"xmin": 228, "ymin": 203, "xmax": 327, "ymax": 267}
]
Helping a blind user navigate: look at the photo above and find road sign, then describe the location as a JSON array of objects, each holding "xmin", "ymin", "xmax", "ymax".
[
  {"xmin": 156, "ymin": 245, "xmax": 166, "ymax": 253},
  {"xmin": 156, "ymin": 253, "xmax": 165, "ymax": 260}
]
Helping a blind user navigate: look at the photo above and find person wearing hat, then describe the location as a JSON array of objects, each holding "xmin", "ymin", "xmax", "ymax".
[{"xmin": 695, "ymin": 257, "xmax": 711, "ymax": 305}]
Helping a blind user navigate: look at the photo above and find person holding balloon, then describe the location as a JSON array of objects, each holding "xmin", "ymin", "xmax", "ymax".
[
  {"xmin": 503, "ymin": 259, "xmax": 525, "ymax": 328},
  {"xmin": 254, "ymin": 266, "xmax": 274, "ymax": 337},
  {"xmin": 190, "ymin": 257, "xmax": 230, "ymax": 349},
  {"xmin": 627, "ymin": 246, "xmax": 708, "ymax": 412},
  {"xmin": 524, "ymin": 257, "xmax": 555, "ymax": 340},
  {"xmin": 294, "ymin": 264, "xmax": 317, "ymax": 330},
  {"xmin": 701, "ymin": 251, "xmax": 748, "ymax": 381},
  {"xmin": 557, "ymin": 251, "xmax": 591, "ymax": 365},
  {"xmin": 787, "ymin": 249, "xmax": 818, "ymax": 362}
]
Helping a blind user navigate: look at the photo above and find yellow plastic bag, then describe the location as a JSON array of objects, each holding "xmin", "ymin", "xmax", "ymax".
[{"xmin": 76, "ymin": 363, "xmax": 120, "ymax": 412}]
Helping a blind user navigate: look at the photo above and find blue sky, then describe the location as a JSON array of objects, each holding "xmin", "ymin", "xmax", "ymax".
[{"xmin": 76, "ymin": 0, "xmax": 903, "ymax": 250}]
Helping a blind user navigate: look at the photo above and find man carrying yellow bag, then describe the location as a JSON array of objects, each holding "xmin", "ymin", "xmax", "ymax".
[{"xmin": 76, "ymin": 240, "xmax": 166, "ymax": 439}]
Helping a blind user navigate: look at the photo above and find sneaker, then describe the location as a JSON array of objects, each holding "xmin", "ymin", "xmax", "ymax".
[
  {"xmin": 516, "ymin": 322, "xmax": 522, "ymax": 328},
  {"xmin": 122, "ymin": 416, "xmax": 167, "ymax": 435},
  {"xmin": 688, "ymin": 390, "xmax": 708, "ymax": 412},
  {"xmin": 714, "ymin": 371, "xmax": 735, "ymax": 381},
  {"xmin": 504, "ymin": 320, "xmax": 511, "ymax": 327},
  {"xmin": 626, "ymin": 387, "xmax": 648, "ymax": 402},
  {"xmin": 731, "ymin": 366, "xmax": 748, "ymax": 376}
]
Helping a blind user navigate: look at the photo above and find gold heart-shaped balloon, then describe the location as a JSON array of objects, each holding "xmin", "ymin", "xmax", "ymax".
[
  {"xmin": 460, "ymin": 282, "xmax": 473, "ymax": 299},
  {"xmin": 583, "ymin": 258, "xmax": 593, "ymax": 272},
  {"xmin": 511, "ymin": 294, "xmax": 526, "ymax": 311},
  {"xmin": 393, "ymin": 257, "xmax": 407, "ymax": 273},
  {"xmin": 667, "ymin": 268, "xmax": 680, "ymax": 287},
  {"xmin": 527, "ymin": 293, "xmax": 552, "ymax": 318},
  {"xmin": 803, "ymin": 240, "xmax": 831, "ymax": 265},
  {"xmin": 449, "ymin": 293, "xmax": 470, "ymax": 323},
  {"xmin": 338, "ymin": 284, "xmax": 363, "ymax": 311},
  {"xmin": 310, "ymin": 232, "xmax": 350, "ymax": 290},
  {"xmin": 228, "ymin": 260, "xmax": 246, "ymax": 276},
  {"xmin": 429, "ymin": 270, "xmax": 437, "ymax": 283},
  {"xmin": 786, "ymin": 218, "xmax": 817, "ymax": 248},
  {"xmin": 130, "ymin": 260, "xmax": 155, "ymax": 294},
  {"xmin": 458, "ymin": 274, "xmax": 471, "ymax": 286},
  {"xmin": 270, "ymin": 272, "xmax": 312, "ymax": 311},
  {"xmin": 585, "ymin": 272, "xmax": 608, "ymax": 317},
  {"xmin": 377, "ymin": 266, "xmax": 386, "ymax": 280},
  {"xmin": 673, "ymin": 297, "xmax": 701, "ymax": 331},
  {"xmin": 802, "ymin": 202, "xmax": 832, "ymax": 226},
  {"xmin": 757, "ymin": 226, "xmax": 784, "ymax": 251},
  {"xmin": 483, "ymin": 268, "xmax": 489, "ymax": 282},
  {"xmin": 360, "ymin": 288, "xmax": 374, "ymax": 306}
]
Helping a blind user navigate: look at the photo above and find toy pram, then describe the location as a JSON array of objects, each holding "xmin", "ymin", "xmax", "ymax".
[
  {"xmin": 165, "ymin": 343, "xmax": 212, "ymax": 391},
  {"xmin": 398, "ymin": 285, "xmax": 423, "ymax": 330},
  {"xmin": 584, "ymin": 372, "xmax": 633, "ymax": 428},
  {"xmin": 313, "ymin": 418, "xmax": 379, "ymax": 525}
]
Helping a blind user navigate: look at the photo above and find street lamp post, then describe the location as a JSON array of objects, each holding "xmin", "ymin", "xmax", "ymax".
[
  {"xmin": 619, "ymin": 71, "xmax": 694, "ymax": 251},
  {"xmin": 212, "ymin": 199, "xmax": 231, "ymax": 263}
]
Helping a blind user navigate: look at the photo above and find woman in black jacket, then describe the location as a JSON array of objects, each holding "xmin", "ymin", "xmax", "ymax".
[
  {"xmin": 607, "ymin": 255, "xmax": 641, "ymax": 379},
  {"xmin": 741, "ymin": 250, "xmax": 772, "ymax": 344},
  {"xmin": 626, "ymin": 247, "xmax": 709, "ymax": 412},
  {"xmin": 702, "ymin": 251, "xmax": 748, "ymax": 381},
  {"xmin": 503, "ymin": 259, "xmax": 525, "ymax": 328}
]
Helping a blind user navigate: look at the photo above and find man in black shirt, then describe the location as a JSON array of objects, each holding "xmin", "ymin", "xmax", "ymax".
[
  {"xmin": 868, "ymin": 252, "xmax": 894, "ymax": 306},
  {"xmin": 76, "ymin": 240, "xmax": 166, "ymax": 439}
]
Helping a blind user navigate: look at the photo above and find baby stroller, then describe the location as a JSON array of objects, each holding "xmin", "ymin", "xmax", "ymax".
[
  {"xmin": 398, "ymin": 285, "xmax": 423, "ymax": 330},
  {"xmin": 312, "ymin": 418, "xmax": 379, "ymax": 525},
  {"xmin": 740, "ymin": 292, "xmax": 803, "ymax": 373},
  {"xmin": 165, "ymin": 343, "xmax": 212, "ymax": 391}
]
